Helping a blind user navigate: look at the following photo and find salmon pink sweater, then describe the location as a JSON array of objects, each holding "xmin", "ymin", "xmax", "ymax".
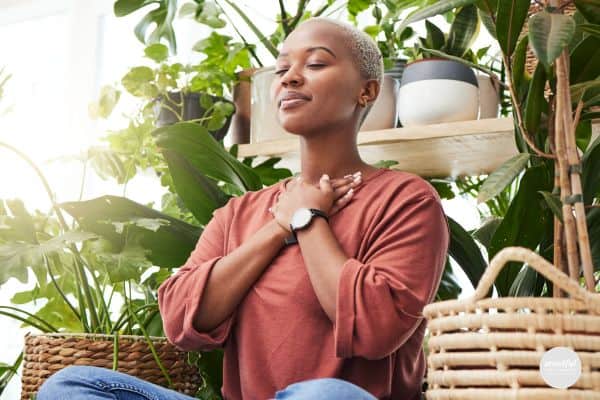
[{"xmin": 158, "ymin": 168, "xmax": 449, "ymax": 399}]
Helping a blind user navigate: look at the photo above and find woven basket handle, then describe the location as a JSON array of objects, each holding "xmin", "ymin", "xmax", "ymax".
[{"xmin": 473, "ymin": 246, "xmax": 600, "ymax": 307}]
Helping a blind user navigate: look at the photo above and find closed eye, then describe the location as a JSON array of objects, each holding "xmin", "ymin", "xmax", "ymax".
[{"xmin": 274, "ymin": 64, "xmax": 325, "ymax": 75}]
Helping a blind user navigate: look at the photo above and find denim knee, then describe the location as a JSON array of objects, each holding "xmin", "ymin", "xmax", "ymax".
[
  {"xmin": 274, "ymin": 377, "xmax": 377, "ymax": 400},
  {"xmin": 37, "ymin": 366, "xmax": 98, "ymax": 398}
]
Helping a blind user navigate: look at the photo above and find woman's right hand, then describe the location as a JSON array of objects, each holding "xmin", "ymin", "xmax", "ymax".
[{"xmin": 328, "ymin": 172, "xmax": 362, "ymax": 215}]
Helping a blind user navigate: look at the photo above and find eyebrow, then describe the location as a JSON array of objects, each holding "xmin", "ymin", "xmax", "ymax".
[{"xmin": 277, "ymin": 46, "xmax": 337, "ymax": 59}]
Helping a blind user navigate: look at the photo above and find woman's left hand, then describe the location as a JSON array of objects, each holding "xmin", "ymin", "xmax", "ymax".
[{"xmin": 270, "ymin": 175, "xmax": 336, "ymax": 233}]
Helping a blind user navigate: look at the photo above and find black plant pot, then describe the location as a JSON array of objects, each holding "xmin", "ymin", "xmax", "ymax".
[{"xmin": 154, "ymin": 91, "xmax": 234, "ymax": 142}]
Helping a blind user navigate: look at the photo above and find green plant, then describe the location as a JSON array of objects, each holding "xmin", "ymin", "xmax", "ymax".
[{"xmin": 398, "ymin": 0, "xmax": 600, "ymax": 296}]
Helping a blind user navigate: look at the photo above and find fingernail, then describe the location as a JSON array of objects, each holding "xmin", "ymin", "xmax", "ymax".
[
  {"xmin": 346, "ymin": 188, "xmax": 354, "ymax": 196},
  {"xmin": 354, "ymin": 175, "xmax": 362, "ymax": 183},
  {"xmin": 344, "ymin": 174, "xmax": 353, "ymax": 179},
  {"xmin": 353, "ymin": 171, "xmax": 362, "ymax": 178},
  {"xmin": 322, "ymin": 174, "xmax": 330, "ymax": 180}
]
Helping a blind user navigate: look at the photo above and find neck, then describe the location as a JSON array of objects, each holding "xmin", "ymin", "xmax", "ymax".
[{"xmin": 296, "ymin": 126, "xmax": 373, "ymax": 186}]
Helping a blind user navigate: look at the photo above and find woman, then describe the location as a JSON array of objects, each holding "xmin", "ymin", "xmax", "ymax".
[{"xmin": 38, "ymin": 17, "xmax": 449, "ymax": 400}]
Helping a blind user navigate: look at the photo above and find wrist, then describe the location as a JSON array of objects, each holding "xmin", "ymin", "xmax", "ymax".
[{"xmin": 269, "ymin": 219, "xmax": 289, "ymax": 241}]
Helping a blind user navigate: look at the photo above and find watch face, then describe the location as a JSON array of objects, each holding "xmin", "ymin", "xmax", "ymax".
[{"xmin": 291, "ymin": 208, "xmax": 312, "ymax": 229}]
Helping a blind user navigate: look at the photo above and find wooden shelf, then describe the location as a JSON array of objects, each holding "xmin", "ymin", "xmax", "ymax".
[{"xmin": 235, "ymin": 117, "xmax": 599, "ymax": 178}]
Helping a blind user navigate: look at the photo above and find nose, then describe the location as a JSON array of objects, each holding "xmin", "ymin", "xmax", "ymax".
[{"xmin": 279, "ymin": 66, "xmax": 304, "ymax": 87}]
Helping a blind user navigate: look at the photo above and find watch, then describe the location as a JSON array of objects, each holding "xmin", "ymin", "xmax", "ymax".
[{"xmin": 288, "ymin": 207, "xmax": 329, "ymax": 242}]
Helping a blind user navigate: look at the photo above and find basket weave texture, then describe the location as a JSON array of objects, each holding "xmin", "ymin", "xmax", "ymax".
[
  {"xmin": 423, "ymin": 246, "xmax": 600, "ymax": 400},
  {"xmin": 21, "ymin": 333, "xmax": 202, "ymax": 400}
]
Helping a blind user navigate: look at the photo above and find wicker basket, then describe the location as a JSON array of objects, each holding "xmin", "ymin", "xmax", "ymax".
[
  {"xmin": 21, "ymin": 333, "xmax": 202, "ymax": 400},
  {"xmin": 423, "ymin": 246, "xmax": 600, "ymax": 399}
]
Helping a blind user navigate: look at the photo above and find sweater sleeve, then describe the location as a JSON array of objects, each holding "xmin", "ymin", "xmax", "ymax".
[
  {"xmin": 158, "ymin": 197, "xmax": 236, "ymax": 352},
  {"xmin": 334, "ymin": 193, "xmax": 449, "ymax": 360}
]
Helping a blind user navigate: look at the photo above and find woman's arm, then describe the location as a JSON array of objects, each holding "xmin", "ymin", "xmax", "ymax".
[{"xmin": 193, "ymin": 219, "xmax": 288, "ymax": 331}]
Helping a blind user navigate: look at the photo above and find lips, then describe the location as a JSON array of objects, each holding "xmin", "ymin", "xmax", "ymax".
[{"xmin": 278, "ymin": 91, "xmax": 311, "ymax": 110}]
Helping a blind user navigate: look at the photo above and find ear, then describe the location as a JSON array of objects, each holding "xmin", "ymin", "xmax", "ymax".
[{"xmin": 358, "ymin": 79, "xmax": 380, "ymax": 106}]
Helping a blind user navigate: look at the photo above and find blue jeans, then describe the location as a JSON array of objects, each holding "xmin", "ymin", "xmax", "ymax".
[{"xmin": 37, "ymin": 366, "xmax": 378, "ymax": 400}]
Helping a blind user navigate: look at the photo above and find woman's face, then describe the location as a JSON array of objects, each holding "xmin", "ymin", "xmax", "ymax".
[{"xmin": 271, "ymin": 21, "xmax": 364, "ymax": 135}]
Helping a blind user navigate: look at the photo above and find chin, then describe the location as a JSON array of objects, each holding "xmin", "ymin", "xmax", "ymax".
[{"xmin": 278, "ymin": 115, "xmax": 313, "ymax": 135}]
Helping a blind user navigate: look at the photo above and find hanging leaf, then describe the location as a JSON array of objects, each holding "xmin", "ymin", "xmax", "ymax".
[
  {"xmin": 424, "ymin": 21, "xmax": 446, "ymax": 50},
  {"xmin": 476, "ymin": 0, "xmax": 498, "ymax": 38},
  {"xmin": 538, "ymin": 191, "xmax": 563, "ymax": 222},
  {"xmin": 396, "ymin": 0, "xmax": 479, "ymax": 34},
  {"xmin": 447, "ymin": 217, "xmax": 488, "ymax": 290},
  {"xmin": 114, "ymin": 0, "xmax": 178, "ymax": 54},
  {"xmin": 524, "ymin": 64, "xmax": 547, "ymax": 134},
  {"xmin": 574, "ymin": 0, "xmax": 600, "ymax": 24},
  {"xmin": 528, "ymin": 10, "xmax": 576, "ymax": 69},
  {"xmin": 60, "ymin": 196, "xmax": 201, "ymax": 268},
  {"xmin": 153, "ymin": 122, "xmax": 262, "ymax": 191},
  {"xmin": 582, "ymin": 135, "xmax": 600, "ymax": 205},
  {"xmin": 569, "ymin": 36, "xmax": 600, "ymax": 84},
  {"xmin": 473, "ymin": 217, "xmax": 503, "ymax": 249},
  {"xmin": 495, "ymin": 0, "xmax": 529, "ymax": 56},
  {"xmin": 512, "ymin": 35, "xmax": 529, "ymax": 96},
  {"xmin": 477, "ymin": 153, "xmax": 530, "ymax": 203},
  {"xmin": 445, "ymin": 4, "xmax": 480, "ymax": 57},
  {"xmin": 488, "ymin": 165, "xmax": 552, "ymax": 296},
  {"xmin": 162, "ymin": 149, "xmax": 229, "ymax": 225},
  {"xmin": 579, "ymin": 23, "xmax": 600, "ymax": 37},
  {"xmin": 576, "ymin": 119, "xmax": 592, "ymax": 152},
  {"xmin": 144, "ymin": 43, "xmax": 169, "ymax": 63}
]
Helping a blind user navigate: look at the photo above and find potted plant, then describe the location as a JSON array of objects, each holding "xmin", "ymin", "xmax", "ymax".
[
  {"xmin": 396, "ymin": 0, "xmax": 600, "ymax": 396},
  {"xmin": 397, "ymin": 4, "xmax": 484, "ymax": 126}
]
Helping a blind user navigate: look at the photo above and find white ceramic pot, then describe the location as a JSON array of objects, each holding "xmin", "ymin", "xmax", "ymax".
[
  {"xmin": 476, "ymin": 72, "xmax": 500, "ymax": 119},
  {"xmin": 250, "ymin": 67, "xmax": 399, "ymax": 143},
  {"xmin": 397, "ymin": 59, "xmax": 479, "ymax": 127}
]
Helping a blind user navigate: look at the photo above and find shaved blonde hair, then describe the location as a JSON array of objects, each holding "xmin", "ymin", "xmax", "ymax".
[{"xmin": 297, "ymin": 17, "xmax": 384, "ymax": 126}]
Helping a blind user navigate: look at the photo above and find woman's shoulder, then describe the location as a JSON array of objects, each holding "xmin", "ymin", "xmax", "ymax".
[{"xmin": 371, "ymin": 168, "xmax": 441, "ymax": 203}]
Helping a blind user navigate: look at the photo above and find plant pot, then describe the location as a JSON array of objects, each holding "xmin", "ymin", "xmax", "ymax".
[
  {"xmin": 476, "ymin": 71, "xmax": 500, "ymax": 119},
  {"xmin": 230, "ymin": 68, "xmax": 255, "ymax": 144},
  {"xmin": 397, "ymin": 58, "xmax": 479, "ymax": 127},
  {"xmin": 154, "ymin": 91, "xmax": 233, "ymax": 142},
  {"xmin": 20, "ymin": 333, "xmax": 201, "ymax": 400},
  {"xmin": 250, "ymin": 67, "xmax": 400, "ymax": 144}
]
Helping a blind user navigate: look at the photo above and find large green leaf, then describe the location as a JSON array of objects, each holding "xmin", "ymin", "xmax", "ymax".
[
  {"xmin": 528, "ymin": 10, "xmax": 576, "ymax": 68},
  {"xmin": 162, "ymin": 149, "xmax": 229, "ymax": 225},
  {"xmin": 445, "ymin": 4, "xmax": 480, "ymax": 57},
  {"xmin": 582, "ymin": 135, "xmax": 600, "ymax": 205},
  {"xmin": 512, "ymin": 35, "xmax": 530, "ymax": 97},
  {"xmin": 574, "ymin": 0, "xmax": 600, "ymax": 24},
  {"xmin": 436, "ymin": 259, "xmax": 463, "ymax": 300},
  {"xmin": 570, "ymin": 79, "xmax": 600, "ymax": 103},
  {"xmin": 580, "ymin": 23, "xmax": 600, "ymax": 37},
  {"xmin": 495, "ymin": 0, "xmax": 529, "ymax": 56},
  {"xmin": 114, "ymin": 0, "xmax": 177, "ymax": 54},
  {"xmin": 447, "ymin": 217, "xmax": 488, "ymax": 290},
  {"xmin": 488, "ymin": 165, "xmax": 552, "ymax": 296},
  {"xmin": 508, "ymin": 263, "xmax": 546, "ymax": 297},
  {"xmin": 570, "ymin": 35, "xmax": 600, "ymax": 84},
  {"xmin": 0, "ymin": 231, "xmax": 96, "ymax": 286},
  {"xmin": 524, "ymin": 64, "xmax": 547, "ymax": 134},
  {"xmin": 153, "ymin": 122, "xmax": 262, "ymax": 191},
  {"xmin": 477, "ymin": 153, "xmax": 530, "ymax": 203},
  {"xmin": 396, "ymin": 0, "xmax": 478, "ymax": 34},
  {"xmin": 424, "ymin": 21, "xmax": 446, "ymax": 50},
  {"xmin": 473, "ymin": 217, "xmax": 503, "ymax": 249},
  {"xmin": 60, "ymin": 196, "xmax": 201, "ymax": 268},
  {"xmin": 476, "ymin": 0, "xmax": 498, "ymax": 38}
]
